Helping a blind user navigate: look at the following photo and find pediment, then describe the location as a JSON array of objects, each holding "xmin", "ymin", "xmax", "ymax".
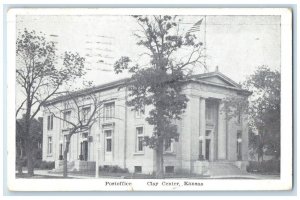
[{"xmin": 195, "ymin": 72, "xmax": 241, "ymax": 88}]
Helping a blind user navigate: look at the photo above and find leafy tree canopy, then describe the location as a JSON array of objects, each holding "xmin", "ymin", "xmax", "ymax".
[
  {"xmin": 114, "ymin": 15, "xmax": 204, "ymax": 149},
  {"xmin": 222, "ymin": 66, "xmax": 280, "ymax": 159},
  {"xmin": 16, "ymin": 29, "xmax": 86, "ymax": 176},
  {"xmin": 245, "ymin": 66, "xmax": 280, "ymax": 158}
]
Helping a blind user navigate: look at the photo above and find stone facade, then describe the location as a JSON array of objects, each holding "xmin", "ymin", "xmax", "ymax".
[{"xmin": 42, "ymin": 71, "xmax": 250, "ymax": 175}]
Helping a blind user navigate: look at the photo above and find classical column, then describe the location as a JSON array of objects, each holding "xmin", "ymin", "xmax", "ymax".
[
  {"xmin": 200, "ymin": 97, "xmax": 206, "ymax": 159},
  {"xmin": 218, "ymin": 102, "xmax": 227, "ymax": 160},
  {"xmin": 190, "ymin": 96, "xmax": 200, "ymax": 161},
  {"xmin": 211, "ymin": 130, "xmax": 214, "ymax": 161}
]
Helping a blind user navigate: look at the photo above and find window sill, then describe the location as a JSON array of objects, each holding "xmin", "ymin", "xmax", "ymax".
[
  {"xmin": 133, "ymin": 152, "xmax": 145, "ymax": 156},
  {"xmin": 101, "ymin": 121, "xmax": 115, "ymax": 127},
  {"xmin": 206, "ymin": 121, "xmax": 214, "ymax": 126},
  {"xmin": 102, "ymin": 119, "xmax": 116, "ymax": 122},
  {"xmin": 135, "ymin": 116, "xmax": 145, "ymax": 119},
  {"xmin": 163, "ymin": 152, "xmax": 176, "ymax": 156}
]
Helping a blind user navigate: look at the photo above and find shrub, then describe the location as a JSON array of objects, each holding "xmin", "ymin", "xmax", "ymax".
[
  {"xmin": 35, "ymin": 149, "xmax": 43, "ymax": 160},
  {"xmin": 34, "ymin": 159, "xmax": 42, "ymax": 168},
  {"xmin": 34, "ymin": 160, "xmax": 55, "ymax": 170},
  {"xmin": 16, "ymin": 158, "xmax": 27, "ymax": 167},
  {"xmin": 99, "ymin": 165, "xmax": 128, "ymax": 173},
  {"xmin": 246, "ymin": 160, "xmax": 280, "ymax": 174}
]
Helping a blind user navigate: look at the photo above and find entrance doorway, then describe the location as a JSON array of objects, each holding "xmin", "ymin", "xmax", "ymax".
[
  {"xmin": 205, "ymin": 139, "xmax": 211, "ymax": 160},
  {"xmin": 83, "ymin": 141, "xmax": 88, "ymax": 161},
  {"xmin": 237, "ymin": 132, "xmax": 242, "ymax": 160}
]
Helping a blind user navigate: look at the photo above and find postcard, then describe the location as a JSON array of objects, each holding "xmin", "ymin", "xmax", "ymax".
[{"xmin": 6, "ymin": 7, "xmax": 293, "ymax": 191}]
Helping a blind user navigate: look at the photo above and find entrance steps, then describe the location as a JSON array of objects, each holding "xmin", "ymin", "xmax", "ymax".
[
  {"xmin": 52, "ymin": 160, "xmax": 96, "ymax": 173},
  {"xmin": 208, "ymin": 161, "xmax": 249, "ymax": 177},
  {"xmin": 51, "ymin": 160, "xmax": 75, "ymax": 173}
]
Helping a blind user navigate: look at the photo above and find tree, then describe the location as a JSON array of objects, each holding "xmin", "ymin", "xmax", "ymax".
[
  {"xmin": 16, "ymin": 116, "xmax": 42, "ymax": 174},
  {"xmin": 45, "ymin": 85, "xmax": 112, "ymax": 177},
  {"xmin": 222, "ymin": 66, "xmax": 280, "ymax": 161},
  {"xmin": 16, "ymin": 29, "xmax": 85, "ymax": 176},
  {"xmin": 222, "ymin": 96, "xmax": 249, "ymax": 122},
  {"xmin": 114, "ymin": 15, "xmax": 204, "ymax": 177},
  {"xmin": 245, "ymin": 66, "xmax": 281, "ymax": 160},
  {"xmin": 221, "ymin": 95, "xmax": 250, "ymax": 161},
  {"xmin": 248, "ymin": 128, "xmax": 263, "ymax": 161}
]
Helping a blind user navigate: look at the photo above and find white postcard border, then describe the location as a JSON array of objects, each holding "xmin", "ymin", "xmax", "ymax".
[{"xmin": 6, "ymin": 7, "xmax": 293, "ymax": 191}]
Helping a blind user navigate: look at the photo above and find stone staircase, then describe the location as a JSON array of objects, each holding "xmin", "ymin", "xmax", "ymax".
[
  {"xmin": 51, "ymin": 160, "xmax": 95, "ymax": 173},
  {"xmin": 208, "ymin": 161, "xmax": 249, "ymax": 177}
]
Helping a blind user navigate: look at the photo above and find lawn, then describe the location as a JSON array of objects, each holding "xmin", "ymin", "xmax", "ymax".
[
  {"xmin": 35, "ymin": 170, "xmax": 210, "ymax": 179},
  {"xmin": 16, "ymin": 173, "xmax": 73, "ymax": 179}
]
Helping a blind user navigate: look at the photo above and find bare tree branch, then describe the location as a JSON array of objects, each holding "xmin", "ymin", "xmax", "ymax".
[{"xmin": 16, "ymin": 99, "xmax": 27, "ymax": 117}]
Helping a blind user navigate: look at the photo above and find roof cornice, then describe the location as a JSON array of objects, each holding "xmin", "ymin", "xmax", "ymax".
[
  {"xmin": 189, "ymin": 79, "xmax": 252, "ymax": 96},
  {"xmin": 44, "ymin": 71, "xmax": 251, "ymax": 106}
]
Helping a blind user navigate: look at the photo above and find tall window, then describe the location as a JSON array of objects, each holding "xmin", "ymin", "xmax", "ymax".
[
  {"xmin": 105, "ymin": 130, "xmax": 112, "ymax": 152},
  {"xmin": 47, "ymin": 136, "xmax": 52, "ymax": 154},
  {"xmin": 47, "ymin": 115, "xmax": 53, "ymax": 130},
  {"xmin": 164, "ymin": 138, "xmax": 174, "ymax": 152},
  {"xmin": 104, "ymin": 102, "xmax": 115, "ymax": 120},
  {"xmin": 82, "ymin": 106, "xmax": 91, "ymax": 123},
  {"xmin": 237, "ymin": 131, "xmax": 242, "ymax": 160},
  {"xmin": 63, "ymin": 111, "xmax": 71, "ymax": 128},
  {"xmin": 199, "ymin": 140, "xmax": 203, "ymax": 159},
  {"xmin": 136, "ymin": 127, "xmax": 144, "ymax": 152},
  {"xmin": 237, "ymin": 110, "xmax": 241, "ymax": 124},
  {"xmin": 59, "ymin": 144, "xmax": 63, "ymax": 156}
]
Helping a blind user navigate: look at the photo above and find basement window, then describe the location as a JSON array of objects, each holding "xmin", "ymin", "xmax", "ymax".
[
  {"xmin": 134, "ymin": 166, "xmax": 142, "ymax": 173},
  {"xmin": 165, "ymin": 166, "xmax": 175, "ymax": 173}
]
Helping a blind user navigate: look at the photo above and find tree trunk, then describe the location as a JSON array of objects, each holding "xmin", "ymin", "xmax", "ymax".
[
  {"xmin": 261, "ymin": 130, "xmax": 265, "ymax": 162},
  {"xmin": 17, "ymin": 164, "xmax": 23, "ymax": 174},
  {"xmin": 24, "ymin": 119, "xmax": 34, "ymax": 176},
  {"xmin": 17, "ymin": 139, "xmax": 23, "ymax": 174},
  {"xmin": 17, "ymin": 155, "xmax": 23, "ymax": 175},
  {"xmin": 25, "ymin": 140, "xmax": 34, "ymax": 176},
  {"xmin": 155, "ymin": 140, "xmax": 164, "ymax": 178},
  {"xmin": 225, "ymin": 114, "xmax": 229, "ymax": 159},
  {"xmin": 24, "ymin": 97, "xmax": 34, "ymax": 176},
  {"xmin": 63, "ymin": 134, "xmax": 71, "ymax": 178}
]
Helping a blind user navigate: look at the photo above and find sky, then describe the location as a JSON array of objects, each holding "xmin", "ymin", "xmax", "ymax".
[{"xmin": 16, "ymin": 15, "xmax": 281, "ymax": 86}]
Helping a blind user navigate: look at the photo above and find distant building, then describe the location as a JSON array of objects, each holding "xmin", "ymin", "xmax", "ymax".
[{"xmin": 42, "ymin": 70, "xmax": 251, "ymax": 175}]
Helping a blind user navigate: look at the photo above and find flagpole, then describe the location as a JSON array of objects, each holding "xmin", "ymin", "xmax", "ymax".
[
  {"xmin": 186, "ymin": 17, "xmax": 206, "ymax": 72},
  {"xmin": 204, "ymin": 15, "xmax": 207, "ymax": 72}
]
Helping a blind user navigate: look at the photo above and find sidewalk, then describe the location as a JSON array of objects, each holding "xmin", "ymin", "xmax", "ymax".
[
  {"xmin": 18, "ymin": 170, "xmax": 280, "ymax": 180},
  {"xmin": 17, "ymin": 169, "xmax": 94, "ymax": 179},
  {"xmin": 248, "ymin": 174, "xmax": 280, "ymax": 179}
]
